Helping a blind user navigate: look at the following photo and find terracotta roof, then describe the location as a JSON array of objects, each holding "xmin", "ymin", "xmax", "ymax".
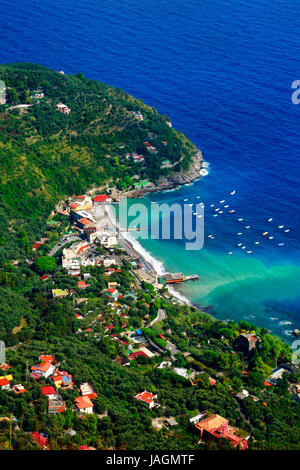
[
  {"xmin": 41, "ymin": 386, "xmax": 56, "ymax": 396},
  {"xmin": 74, "ymin": 396, "xmax": 94, "ymax": 410},
  {"xmin": 135, "ymin": 391, "xmax": 156, "ymax": 404},
  {"xmin": 195, "ymin": 414, "xmax": 228, "ymax": 432},
  {"xmin": 0, "ymin": 377, "xmax": 10, "ymax": 387},
  {"xmin": 93, "ymin": 194, "xmax": 111, "ymax": 202}
]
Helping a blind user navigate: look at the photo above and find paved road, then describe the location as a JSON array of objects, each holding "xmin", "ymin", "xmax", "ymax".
[
  {"xmin": 149, "ymin": 308, "xmax": 166, "ymax": 327},
  {"xmin": 49, "ymin": 234, "xmax": 81, "ymax": 257}
]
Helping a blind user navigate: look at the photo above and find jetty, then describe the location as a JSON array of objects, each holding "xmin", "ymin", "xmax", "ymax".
[{"xmin": 160, "ymin": 273, "xmax": 199, "ymax": 285}]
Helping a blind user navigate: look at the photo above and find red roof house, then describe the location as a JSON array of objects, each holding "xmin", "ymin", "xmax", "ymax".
[
  {"xmin": 135, "ymin": 390, "xmax": 157, "ymax": 408},
  {"xmin": 195, "ymin": 414, "xmax": 248, "ymax": 450}
]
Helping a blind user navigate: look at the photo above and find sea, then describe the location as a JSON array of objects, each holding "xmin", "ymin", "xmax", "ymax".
[{"xmin": 1, "ymin": 0, "xmax": 300, "ymax": 341}]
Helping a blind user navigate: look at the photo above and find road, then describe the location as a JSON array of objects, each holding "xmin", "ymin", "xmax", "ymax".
[
  {"xmin": 149, "ymin": 308, "xmax": 166, "ymax": 327},
  {"xmin": 49, "ymin": 234, "xmax": 81, "ymax": 257}
]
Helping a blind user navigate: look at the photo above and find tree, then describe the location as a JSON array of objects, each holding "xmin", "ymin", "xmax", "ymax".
[{"xmin": 35, "ymin": 256, "xmax": 57, "ymax": 274}]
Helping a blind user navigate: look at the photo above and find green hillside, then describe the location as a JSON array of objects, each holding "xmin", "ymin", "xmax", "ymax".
[{"xmin": 0, "ymin": 63, "xmax": 196, "ymax": 258}]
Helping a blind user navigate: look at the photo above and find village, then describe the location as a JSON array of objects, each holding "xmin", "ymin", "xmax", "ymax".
[{"xmin": 1, "ymin": 189, "xmax": 299, "ymax": 449}]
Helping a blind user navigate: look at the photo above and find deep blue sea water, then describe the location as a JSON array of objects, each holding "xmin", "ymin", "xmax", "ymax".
[{"xmin": 1, "ymin": 0, "xmax": 300, "ymax": 340}]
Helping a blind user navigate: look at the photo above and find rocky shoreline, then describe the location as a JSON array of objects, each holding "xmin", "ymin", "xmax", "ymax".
[{"xmin": 110, "ymin": 149, "xmax": 203, "ymax": 200}]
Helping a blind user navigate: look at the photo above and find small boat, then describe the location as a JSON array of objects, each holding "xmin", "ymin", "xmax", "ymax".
[
  {"xmin": 245, "ymin": 225, "xmax": 251, "ymax": 229},
  {"xmin": 247, "ymin": 251, "xmax": 252, "ymax": 254},
  {"xmin": 193, "ymin": 212, "xmax": 198, "ymax": 215},
  {"xmin": 237, "ymin": 243, "xmax": 242, "ymax": 246},
  {"xmin": 224, "ymin": 205, "xmax": 229, "ymax": 208},
  {"xmin": 210, "ymin": 204, "xmax": 214, "ymax": 207},
  {"xmin": 269, "ymin": 236, "xmax": 274, "ymax": 239},
  {"xmin": 215, "ymin": 208, "xmax": 220, "ymax": 211},
  {"xmin": 229, "ymin": 210, "xmax": 236, "ymax": 213},
  {"xmin": 228, "ymin": 252, "xmax": 233, "ymax": 255},
  {"xmin": 196, "ymin": 196, "xmax": 201, "ymax": 199},
  {"xmin": 284, "ymin": 229, "xmax": 290, "ymax": 232},
  {"xmin": 230, "ymin": 190, "xmax": 236, "ymax": 195},
  {"xmin": 238, "ymin": 218, "xmax": 243, "ymax": 222},
  {"xmin": 255, "ymin": 241, "xmax": 260, "ymax": 245},
  {"xmin": 242, "ymin": 246, "xmax": 246, "ymax": 250},
  {"xmin": 278, "ymin": 243, "xmax": 285, "ymax": 246},
  {"xmin": 262, "ymin": 232, "xmax": 268, "ymax": 236},
  {"xmin": 220, "ymin": 200, "xmax": 225, "ymax": 203},
  {"xmin": 237, "ymin": 232, "xmax": 243, "ymax": 235},
  {"xmin": 197, "ymin": 215, "xmax": 203, "ymax": 218},
  {"xmin": 278, "ymin": 225, "xmax": 284, "ymax": 229},
  {"xmin": 184, "ymin": 199, "xmax": 188, "ymax": 202},
  {"xmin": 268, "ymin": 218, "xmax": 273, "ymax": 222},
  {"xmin": 213, "ymin": 214, "xmax": 218, "ymax": 217},
  {"xmin": 219, "ymin": 211, "xmax": 223, "ymax": 214}
]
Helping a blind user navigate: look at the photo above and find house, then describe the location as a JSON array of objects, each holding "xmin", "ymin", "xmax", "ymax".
[
  {"xmin": 30, "ymin": 431, "xmax": 49, "ymax": 449},
  {"xmin": 268, "ymin": 364, "xmax": 293, "ymax": 385},
  {"xmin": 48, "ymin": 396, "xmax": 66, "ymax": 414},
  {"xmin": 13, "ymin": 384, "xmax": 27, "ymax": 394},
  {"xmin": 76, "ymin": 217, "xmax": 94, "ymax": 230},
  {"xmin": 93, "ymin": 194, "xmax": 112, "ymax": 204},
  {"xmin": 74, "ymin": 395, "xmax": 94, "ymax": 414},
  {"xmin": 31, "ymin": 361, "xmax": 56, "ymax": 379},
  {"xmin": 79, "ymin": 382, "xmax": 97, "ymax": 399},
  {"xmin": 135, "ymin": 390, "xmax": 157, "ymax": 409},
  {"xmin": 0, "ymin": 377, "xmax": 10, "ymax": 390},
  {"xmin": 56, "ymin": 102, "xmax": 71, "ymax": 114},
  {"xmin": 238, "ymin": 333, "xmax": 260, "ymax": 353},
  {"xmin": 195, "ymin": 414, "xmax": 248, "ymax": 450},
  {"xmin": 51, "ymin": 370, "xmax": 73, "ymax": 389},
  {"xmin": 41, "ymin": 386, "xmax": 57, "ymax": 399},
  {"xmin": 77, "ymin": 281, "xmax": 89, "ymax": 289},
  {"xmin": 129, "ymin": 351, "xmax": 149, "ymax": 361},
  {"xmin": 236, "ymin": 389, "xmax": 259, "ymax": 402}
]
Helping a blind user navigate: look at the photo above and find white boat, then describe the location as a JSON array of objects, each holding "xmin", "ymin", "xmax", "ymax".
[
  {"xmin": 245, "ymin": 225, "xmax": 251, "ymax": 229},
  {"xmin": 238, "ymin": 218, "xmax": 243, "ymax": 222},
  {"xmin": 284, "ymin": 229, "xmax": 290, "ymax": 232},
  {"xmin": 219, "ymin": 211, "xmax": 223, "ymax": 214},
  {"xmin": 210, "ymin": 204, "xmax": 214, "ymax": 207},
  {"xmin": 229, "ymin": 210, "xmax": 235, "ymax": 213},
  {"xmin": 237, "ymin": 232, "xmax": 243, "ymax": 235},
  {"xmin": 242, "ymin": 246, "xmax": 246, "ymax": 250},
  {"xmin": 193, "ymin": 212, "xmax": 198, "ymax": 215},
  {"xmin": 278, "ymin": 243, "xmax": 285, "ymax": 246},
  {"xmin": 262, "ymin": 232, "xmax": 268, "ymax": 236},
  {"xmin": 196, "ymin": 196, "xmax": 201, "ymax": 199},
  {"xmin": 278, "ymin": 225, "xmax": 284, "ymax": 229},
  {"xmin": 228, "ymin": 252, "xmax": 233, "ymax": 255},
  {"xmin": 247, "ymin": 251, "xmax": 252, "ymax": 254},
  {"xmin": 269, "ymin": 236, "xmax": 274, "ymax": 239},
  {"xmin": 215, "ymin": 208, "xmax": 220, "ymax": 211},
  {"xmin": 184, "ymin": 199, "xmax": 188, "ymax": 201},
  {"xmin": 230, "ymin": 190, "xmax": 236, "ymax": 195},
  {"xmin": 255, "ymin": 241, "xmax": 260, "ymax": 245},
  {"xmin": 220, "ymin": 200, "xmax": 225, "ymax": 203},
  {"xmin": 197, "ymin": 215, "xmax": 203, "ymax": 218},
  {"xmin": 213, "ymin": 214, "xmax": 218, "ymax": 217},
  {"xmin": 237, "ymin": 243, "xmax": 242, "ymax": 246},
  {"xmin": 268, "ymin": 218, "xmax": 273, "ymax": 222},
  {"xmin": 224, "ymin": 205, "xmax": 229, "ymax": 208}
]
